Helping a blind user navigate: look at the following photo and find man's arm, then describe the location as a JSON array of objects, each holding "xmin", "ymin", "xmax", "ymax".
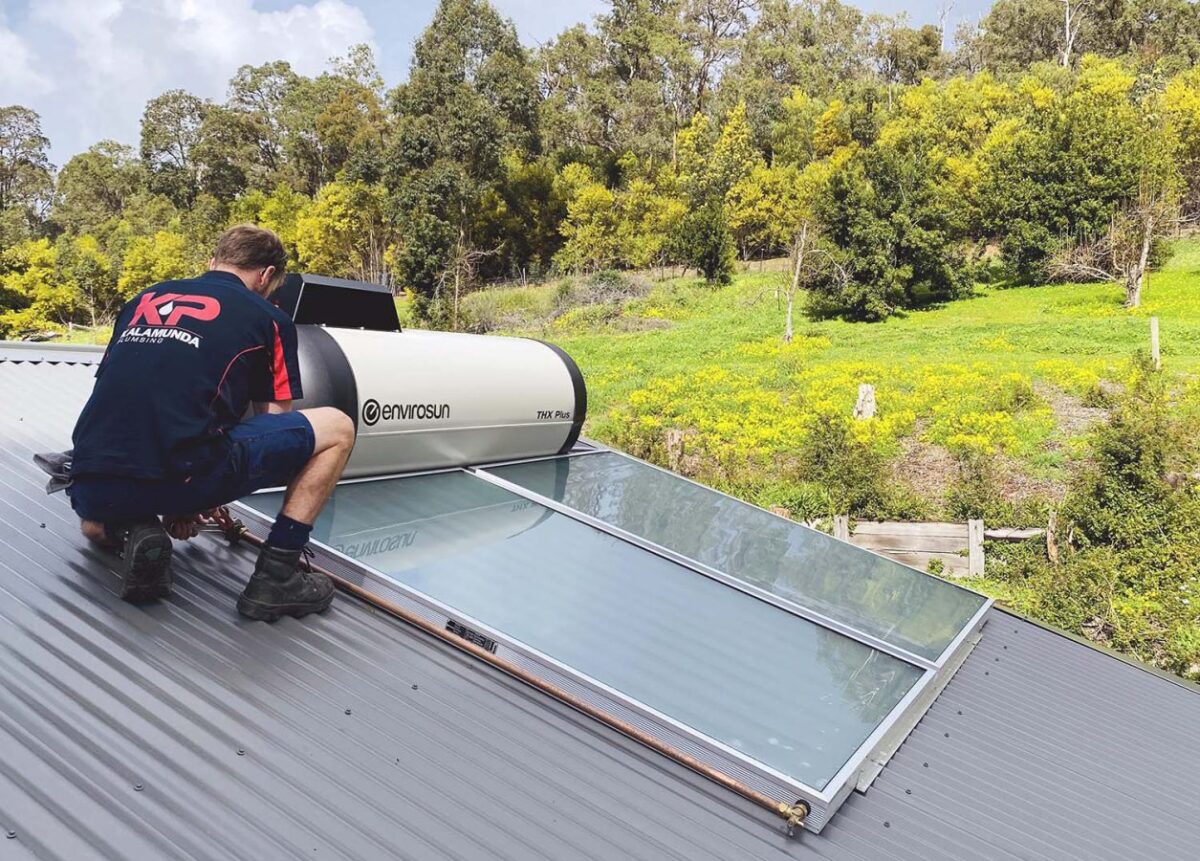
[{"xmin": 250, "ymin": 315, "xmax": 303, "ymax": 412}]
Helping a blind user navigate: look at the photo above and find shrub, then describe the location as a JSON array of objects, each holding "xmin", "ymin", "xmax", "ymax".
[
  {"xmin": 753, "ymin": 480, "xmax": 835, "ymax": 523},
  {"xmin": 810, "ymin": 149, "xmax": 971, "ymax": 320},
  {"xmin": 798, "ymin": 412, "xmax": 892, "ymax": 516},
  {"xmin": 944, "ymin": 451, "xmax": 1010, "ymax": 522},
  {"xmin": 1064, "ymin": 357, "xmax": 1196, "ymax": 550},
  {"xmin": 459, "ymin": 284, "xmax": 558, "ymax": 332},
  {"xmin": 672, "ymin": 200, "xmax": 736, "ymax": 285},
  {"xmin": 989, "ymin": 357, "xmax": 1200, "ymax": 679},
  {"xmin": 1001, "ymin": 220, "xmax": 1055, "ymax": 283}
]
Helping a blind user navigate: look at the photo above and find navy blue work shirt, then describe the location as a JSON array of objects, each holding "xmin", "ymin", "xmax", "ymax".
[{"xmin": 71, "ymin": 270, "xmax": 303, "ymax": 480}]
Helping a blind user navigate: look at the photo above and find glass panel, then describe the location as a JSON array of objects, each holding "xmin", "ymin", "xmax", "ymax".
[
  {"xmin": 486, "ymin": 453, "xmax": 987, "ymax": 661},
  {"xmin": 244, "ymin": 472, "xmax": 924, "ymax": 791}
]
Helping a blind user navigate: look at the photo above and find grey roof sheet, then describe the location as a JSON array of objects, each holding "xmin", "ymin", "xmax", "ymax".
[{"xmin": 1, "ymin": 354, "xmax": 1199, "ymax": 861}]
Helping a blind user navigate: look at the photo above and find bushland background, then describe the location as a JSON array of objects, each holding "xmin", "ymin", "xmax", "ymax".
[{"xmin": 4, "ymin": 0, "xmax": 1200, "ymax": 677}]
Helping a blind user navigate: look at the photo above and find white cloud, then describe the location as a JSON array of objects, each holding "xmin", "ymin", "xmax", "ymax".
[
  {"xmin": 3, "ymin": 0, "xmax": 375, "ymax": 165},
  {"xmin": 0, "ymin": 22, "xmax": 52, "ymax": 100}
]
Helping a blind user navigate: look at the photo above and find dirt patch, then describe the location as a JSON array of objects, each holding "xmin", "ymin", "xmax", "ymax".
[
  {"xmin": 893, "ymin": 433, "xmax": 958, "ymax": 499},
  {"xmin": 894, "ymin": 429, "xmax": 1064, "ymax": 510},
  {"xmin": 996, "ymin": 455, "xmax": 1065, "ymax": 506},
  {"xmin": 1034, "ymin": 381, "xmax": 1108, "ymax": 440}
]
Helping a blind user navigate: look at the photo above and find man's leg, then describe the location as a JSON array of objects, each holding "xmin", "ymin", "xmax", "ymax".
[
  {"xmin": 269, "ymin": 407, "xmax": 356, "ymax": 543},
  {"xmin": 238, "ymin": 407, "xmax": 354, "ymax": 622}
]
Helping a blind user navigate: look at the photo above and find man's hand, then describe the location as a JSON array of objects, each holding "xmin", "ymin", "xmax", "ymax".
[{"xmin": 164, "ymin": 509, "xmax": 221, "ymax": 541}]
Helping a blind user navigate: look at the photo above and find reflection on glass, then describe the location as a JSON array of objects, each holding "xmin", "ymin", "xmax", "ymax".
[
  {"xmin": 244, "ymin": 472, "xmax": 923, "ymax": 791},
  {"xmin": 486, "ymin": 453, "xmax": 987, "ymax": 661}
]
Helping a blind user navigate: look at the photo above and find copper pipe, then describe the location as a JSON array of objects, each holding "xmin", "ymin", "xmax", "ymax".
[{"xmin": 231, "ymin": 522, "xmax": 809, "ymax": 835}]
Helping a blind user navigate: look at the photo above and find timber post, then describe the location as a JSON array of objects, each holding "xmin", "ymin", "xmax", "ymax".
[
  {"xmin": 968, "ymin": 519, "xmax": 985, "ymax": 577},
  {"xmin": 853, "ymin": 384, "xmax": 876, "ymax": 419},
  {"xmin": 1150, "ymin": 317, "xmax": 1161, "ymax": 370},
  {"xmin": 665, "ymin": 429, "xmax": 685, "ymax": 472}
]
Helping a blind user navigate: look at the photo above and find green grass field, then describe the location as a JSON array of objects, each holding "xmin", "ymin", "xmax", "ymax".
[
  {"xmin": 554, "ymin": 240, "xmax": 1200, "ymax": 411},
  {"xmin": 487, "ymin": 240, "xmax": 1200, "ymax": 518}
]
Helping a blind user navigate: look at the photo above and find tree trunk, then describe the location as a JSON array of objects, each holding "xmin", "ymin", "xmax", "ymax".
[
  {"xmin": 785, "ymin": 222, "xmax": 807, "ymax": 343},
  {"xmin": 1062, "ymin": 1, "xmax": 1072, "ymax": 66},
  {"xmin": 453, "ymin": 202, "xmax": 467, "ymax": 331},
  {"xmin": 1125, "ymin": 213, "xmax": 1154, "ymax": 308},
  {"xmin": 453, "ymin": 235, "xmax": 463, "ymax": 331},
  {"xmin": 1061, "ymin": 0, "xmax": 1087, "ymax": 67}
]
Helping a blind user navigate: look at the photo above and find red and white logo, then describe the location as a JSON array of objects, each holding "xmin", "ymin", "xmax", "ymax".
[
  {"xmin": 130, "ymin": 292, "xmax": 221, "ymax": 327},
  {"xmin": 119, "ymin": 291, "xmax": 222, "ymax": 349}
]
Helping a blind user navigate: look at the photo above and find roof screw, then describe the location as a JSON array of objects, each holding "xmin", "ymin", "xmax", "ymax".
[
  {"xmin": 39, "ymin": 523, "xmax": 45, "ymax": 528},
  {"xmin": 883, "ymin": 821, "xmax": 891, "ymax": 829},
  {"xmin": 922, "ymin": 762, "xmax": 929, "ymax": 768},
  {"xmin": 236, "ymin": 749, "xmax": 245, "ymax": 757},
  {"xmin": 905, "ymin": 789, "xmax": 912, "ymax": 795},
  {"xmin": 411, "ymin": 684, "xmax": 418, "ymax": 691},
  {"xmin": 6, "ymin": 830, "xmax": 15, "ymax": 839},
  {"xmin": 344, "ymin": 708, "xmax": 352, "ymax": 715},
  {"xmin": 944, "ymin": 732, "xmax": 950, "ymax": 738},
  {"xmin": 134, "ymin": 783, "xmax": 143, "ymax": 792},
  {"xmin": 957, "ymin": 710, "xmax": 963, "ymax": 715}
]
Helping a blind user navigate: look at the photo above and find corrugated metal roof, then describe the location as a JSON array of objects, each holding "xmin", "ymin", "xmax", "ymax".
[
  {"xmin": 1, "ymin": 354, "xmax": 1199, "ymax": 861},
  {"xmin": 0, "ymin": 341, "xmax": 104, "ymax": 366}
]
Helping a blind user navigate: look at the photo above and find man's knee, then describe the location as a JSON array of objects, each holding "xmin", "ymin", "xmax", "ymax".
[
  {"xmin": 301, "ymin": 406, "xmax": 355, "ymax": 451},
  {"xmin": 331, "ymin": 409, "xmax": 354, "ymax": 447}
]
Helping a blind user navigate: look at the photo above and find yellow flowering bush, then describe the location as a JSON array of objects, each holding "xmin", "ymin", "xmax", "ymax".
[
  {"xmin": 1034, "ymin": 358, "xmax": 1097, "ymax": 392},
  {"xmin": 606, "ymin": 358, "xmax": 1041, "ymax": 473}
]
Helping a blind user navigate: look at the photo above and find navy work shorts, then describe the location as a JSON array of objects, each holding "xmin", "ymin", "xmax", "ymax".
[{"xmin": 69, "ymin": 412, "xmax": 315, "ymax": 522}]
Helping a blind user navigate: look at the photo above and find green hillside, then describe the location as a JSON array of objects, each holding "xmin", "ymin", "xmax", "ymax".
[{"xmin": 498, "ymin": 241, "xmax": 1200, "ymax": 519}]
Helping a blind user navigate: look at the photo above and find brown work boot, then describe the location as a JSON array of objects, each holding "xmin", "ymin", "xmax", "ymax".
[
  {"xmin": 236, "ymin": 545, "xmax": 334, "ymax": 622},
  {"xmin": 114, "ymin": 519, "xmax": 173, "ymax": 603}
]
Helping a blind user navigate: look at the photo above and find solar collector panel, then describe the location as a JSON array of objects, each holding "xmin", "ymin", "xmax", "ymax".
[
  {"xmin": 242, "ymin": 471, "xmax": 925, "ymax": 796},
  {"xmin": 484, "ymin": 452, "xmax": 988, "ymax": 663}
]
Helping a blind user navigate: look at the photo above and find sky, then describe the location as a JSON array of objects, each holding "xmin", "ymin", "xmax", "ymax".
[{"xmin": 0, "ymin": 0, "xmax": 990, "ymax": 166}]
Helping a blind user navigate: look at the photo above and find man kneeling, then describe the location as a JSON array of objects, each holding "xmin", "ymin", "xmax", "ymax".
[{"xmin": 68, "ymin": 225, "xmax": 354, "ymax": 621}]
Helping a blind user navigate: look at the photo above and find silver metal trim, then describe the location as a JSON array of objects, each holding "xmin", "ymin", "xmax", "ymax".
[
  {"xmin": 496, "ymin": 447, "xmax": 994, "ymax": 667},
  {"xmin": 820, "ymin": 664, "xmax": 936, "ymax": 805},
  {"xmin": 936, "ymin": 595, "xmax": 994, "ymax": 669},
  {"xmin": 856, "ymin": 628, "xmax": 983, "ymax": 793},
  {"xmin": 470, "ymin": 467, "xmax": 938, "ymax": 670},
  {"xmin": 261, "ymin": 447, "xmax": 604, "ymax": 490},
  {"xmin": 472, "ymin": 447, "xmax": 605, "ymax": 471},
  {"xmin": 229, "ymin": 494, "xmax": 939, "ymax": 832},
  {"xmin": 0, "ymin": 339, "xmax": 105, "ymax": 355},
  {"xmin": 361, "ymin": 420, "xmax": 577, "ymax": 440},
  {"xmin": 0, "ymin": 339, "xmax": 106, "ymax": 364}
]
